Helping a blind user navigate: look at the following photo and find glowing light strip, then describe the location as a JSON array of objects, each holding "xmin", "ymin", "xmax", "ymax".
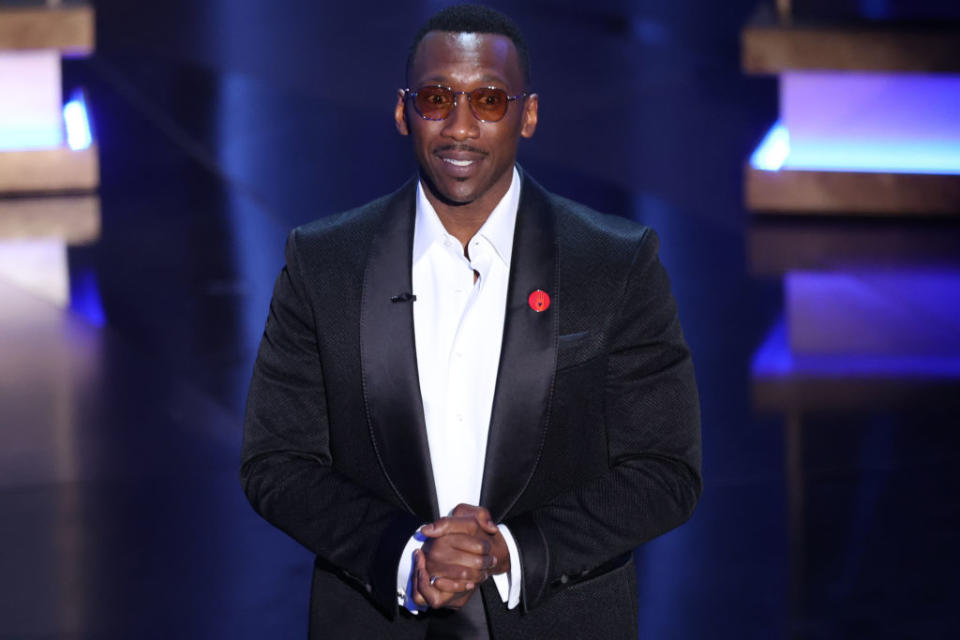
[
  {"xmin": 750, "ymin": 121, "xmax": 789, "ymax": 171},
  {"xmin": 69, "ymin": 267, "xmax": 107, "ymax": 327},
  {"xmin": 63, "ymin": 91, "xmax": 92, "ymax": 151},
  {"xmin": 750, "ymin": 122, "xmax": 960, "ymax": 175}
]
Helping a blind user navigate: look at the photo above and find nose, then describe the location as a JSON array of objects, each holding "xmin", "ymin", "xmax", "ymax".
[{"xmin": 441, "ymin": 92, "xmax": 480, "ymax": 141}]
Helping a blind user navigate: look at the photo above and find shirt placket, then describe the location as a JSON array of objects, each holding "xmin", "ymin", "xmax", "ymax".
[{"xmin": 439, "ymin": 237, "xmax": 491, "ymax": 511}]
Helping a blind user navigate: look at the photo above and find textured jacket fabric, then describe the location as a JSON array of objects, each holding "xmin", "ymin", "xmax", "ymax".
[{"xmin": 240, "ymin": 172, "xmax": 702, "ymax": 639}]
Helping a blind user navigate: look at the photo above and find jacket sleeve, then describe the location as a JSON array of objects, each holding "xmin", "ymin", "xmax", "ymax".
[
  {"xmin": 504, "ymin": 228, "xmax": 702, "ymax": 611},
  {"xmin": 240, "ymin": 229, "xmax": 420, "ymax": 616}
]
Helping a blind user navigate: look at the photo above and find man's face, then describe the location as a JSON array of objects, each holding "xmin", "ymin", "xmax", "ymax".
[{"xmin": 395, "ymin": 31, "xmax": 538, "ymax": 208}]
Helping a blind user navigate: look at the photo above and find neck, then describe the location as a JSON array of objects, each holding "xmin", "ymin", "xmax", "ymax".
[{"xmin": 421, "ymin": 170, "xmax": 513, "ymax": 250}]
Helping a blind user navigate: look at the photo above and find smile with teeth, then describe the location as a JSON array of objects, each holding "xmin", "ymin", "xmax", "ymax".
[{"xmin": 443, "ymin": 158, "xmax": 475, "ymax": 167}]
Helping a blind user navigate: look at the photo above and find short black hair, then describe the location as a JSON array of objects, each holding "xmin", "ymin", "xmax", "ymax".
[{"xmin": 406, "ymin": 4, "xmax": 531, "ymax": 88}]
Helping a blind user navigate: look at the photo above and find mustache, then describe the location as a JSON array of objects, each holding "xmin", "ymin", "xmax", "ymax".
[{"xmin": 434, "ymin": 144, "xmax": 488, "ymax": 156}]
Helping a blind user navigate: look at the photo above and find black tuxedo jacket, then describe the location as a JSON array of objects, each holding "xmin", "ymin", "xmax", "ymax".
[{"xmin": 241, "ymin": 172, "xmax": 702, "ymax": 639}]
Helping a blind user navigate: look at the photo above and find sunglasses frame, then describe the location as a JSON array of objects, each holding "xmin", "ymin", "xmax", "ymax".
[{"xmin": 403, "ymin": 85, "xmax": 528, "ymax": 123}]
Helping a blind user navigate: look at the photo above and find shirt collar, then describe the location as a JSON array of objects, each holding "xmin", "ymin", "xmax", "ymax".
[{"xmin": 413, "ymin": 166, "xmax": 521, "ymax": 267}]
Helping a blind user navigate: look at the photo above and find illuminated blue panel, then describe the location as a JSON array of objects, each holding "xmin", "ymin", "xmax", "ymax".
[
  {"xmin": 751, "ymin": 122, "xmax": 960, "ymax": 175},
  {"xmin": 752, "ymin": 317, "xmax": 960, "ymax": 379},
  {"xmin": 63, "ymin": 91, "xmax": 93, "ymax": 151},
  {"xmin": 786, "ymin": 139, "xmax": 960, "ymax": 175},
  {"xmin": 0, "ymin": 50, "xmax": 63, "ymax": 150},
  {"xmin": 752, "ymin": 73, "xmax": 960, "ymax": 174},
  {"xmin": 786, "ymin": 270, "xmax": 960, "ymax": 357},
  {"xmin": 0, "ymin": 127, "xmax": 63, "ymax": 151},
  {"xmin": 2, "ymin": 90, "xmax": 95, "ymax": 151}
]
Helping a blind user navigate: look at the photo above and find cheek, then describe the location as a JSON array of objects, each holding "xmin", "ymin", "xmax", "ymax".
[{"xmin": 410, "ymin": 124, "xmax": 440, "ymax": 154}]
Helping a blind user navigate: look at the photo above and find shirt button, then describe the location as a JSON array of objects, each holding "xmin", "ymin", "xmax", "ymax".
[
  {"xmin": 456, "ymin": 352, "xmax": 463, "ymax": 358},
  {"xmin": 456, "ymin": 414, "xmax": 463, "ymax": 422}
]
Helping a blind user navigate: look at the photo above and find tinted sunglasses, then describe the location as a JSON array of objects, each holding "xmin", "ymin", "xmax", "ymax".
[{"xmin": 403, "ymin": 85, "xmax": 528, "ymax": 122}]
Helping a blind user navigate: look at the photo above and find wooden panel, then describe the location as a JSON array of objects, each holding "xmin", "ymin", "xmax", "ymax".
[
  {"xmin": 753, "ymin": 376, "xmax": 960, "ymax": 412},
  {"xmin": 742, "ymin": 6, "xmax": 960, "ymax": 74},
  {"xmin": 0, "ymin": 144, "xmax": 99, "ymax": 193},
  {"xmin": 0, "ymin": 3, "xmax": 94, "ymax": 55},
  {"xmin": 748, "ymin": 219, "xmax": 960, "ymax": 275},
  {"xmin": 0, "ymin": 236, "xmax": 68, "ymax": 308},
  {"xmin": 745, "ymin": 165, "xmax": 960, "ymax": 216},
  {"xmin": 0, "ymin": 194, "xmax": 100, "ymax": 244}
]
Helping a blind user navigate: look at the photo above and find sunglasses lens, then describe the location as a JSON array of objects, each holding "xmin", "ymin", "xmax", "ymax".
[
  {"xmin": 410, "ymin": 86, "xmax": 514, "ymax": 121},
  {"xmin": 415, "ymin": 86, "xmax": 454, "ymax": 120},
  {"xmin": 470, "ymin": 88, "xmax": 508, "ymax": 121}
]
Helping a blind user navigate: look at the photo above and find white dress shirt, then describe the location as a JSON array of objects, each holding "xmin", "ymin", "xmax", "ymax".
[{"xmin": 396, "ymin": 167, "xmax": 523, "ymax": 612}]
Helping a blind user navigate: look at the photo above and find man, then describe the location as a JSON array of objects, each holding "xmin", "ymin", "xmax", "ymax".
[{"xmin": 241, "ymin": 4, "xmax": 701, "ymax": 638}]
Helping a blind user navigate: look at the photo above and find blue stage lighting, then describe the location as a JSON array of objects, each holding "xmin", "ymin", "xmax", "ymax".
[
  {"xmin": 750, "ymin": 122, "xmax": 960, "ymax": 175},
  {"xmin": 63, "ymin": 91, "xmax": 93, "ymax": 151},
  {"xmin": 750, "ymin": 121, "xmax": 789, "ymax": 172}
]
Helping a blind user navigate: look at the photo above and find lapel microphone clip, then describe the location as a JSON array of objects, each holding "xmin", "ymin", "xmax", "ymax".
[{"xmin": 391, "ymin": 292, "xmax": 417, "ymax": 303}]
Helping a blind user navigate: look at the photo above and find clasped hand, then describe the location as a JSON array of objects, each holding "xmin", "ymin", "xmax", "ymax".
[{"xmin": 411, "ymin": 503, "xmax": 511, "ymax": 610}]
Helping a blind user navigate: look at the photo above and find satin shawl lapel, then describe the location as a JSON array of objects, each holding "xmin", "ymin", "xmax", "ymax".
[
  {"xmin": 360, "ymin": 180, "xmax": 439, "ymax": 521},
  {"xmin": 480, "ymin": 175, "xmax": 559, "ymax": 522}
]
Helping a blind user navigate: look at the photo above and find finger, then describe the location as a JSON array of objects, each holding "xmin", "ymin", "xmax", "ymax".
[
  {"xmin": 473, "ymin": 507, "xmax": 499, "ymax": 535},
  {"xmin": 451, "ymin": 503, "xmax": 482, "ymax": 517},
  {"xmin": 424, "ymin": 558, "xmax": 489, "ymax": 585},
  {"xmin": 416, "ymin": 550, "xmax": 447, "ymax": 608},
  {"xmin": 433, "ymin": 545, "xmax": 496, "ymax": 574},
  {"xmin": 412, "ymin": 588, "xmax": 428, "ymax": 608},
  {"xmin": 446, "ymin": 533, "xmax": 493, "ymax": 556},
  {"xmin": 425, "ymin": 546, "xmax": 495, "ymax": 574},
  {"xmin": 421, "ymin": 516, "xmax": 478, "ymax": 538},
  {"xmin": 423, "ymin": 536, "xmax": 485, "ymax": 566},
  {"xmin": 412, "ymin": 551, "xmax": 429, "ymax": 608},
  {"xmin": 429, "ymin": 574, "xmax": 475, "ymax": 593},
  {"xmin": 417, "ymin": 557, "xmax": 455, "ymax": 609},
  {"xmin": 451, "ymin": 504, "xmax": 499, "ymax": 534},
  {"xmin": 477, "ymin": 516, "xmax": 499, "ymax": 535}
]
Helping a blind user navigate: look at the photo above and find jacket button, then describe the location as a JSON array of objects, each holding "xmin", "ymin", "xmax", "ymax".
[{"xmin": 559, "ymin": 574, "xmax": 569, "ymax": 584}]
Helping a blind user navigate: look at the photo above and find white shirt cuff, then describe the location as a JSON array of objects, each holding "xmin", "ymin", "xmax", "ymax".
[
  {"xmin": 396, "ymin": 528, "xmax": 428, "ymax": 613},
  {"xmin": 492, "ymin": 523, "xmax": 522, "ymax": 609}
]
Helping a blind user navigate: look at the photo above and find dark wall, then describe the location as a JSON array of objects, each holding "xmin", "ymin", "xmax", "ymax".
[{"xmin": 89, "ymin": 0, "xmax": 772, "ymax": 227}]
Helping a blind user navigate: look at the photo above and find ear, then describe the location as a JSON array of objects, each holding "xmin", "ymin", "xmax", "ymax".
[
  {"xmin": 520, "ymin": 93, "xmax": 538, "ymax": 139},
  {"xmin": 395, "ymin": 89, "xmax": 409, "ymax": 136}
]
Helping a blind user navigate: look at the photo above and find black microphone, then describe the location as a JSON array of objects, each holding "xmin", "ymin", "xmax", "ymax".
[{"xmin": 390, "ymin": 292, "xmax": 417, "ymax": 303}]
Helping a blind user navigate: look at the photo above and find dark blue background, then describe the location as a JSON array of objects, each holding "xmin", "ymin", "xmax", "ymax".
[{"xmin": 2, "ymin": 1, "xmax": 958, "ymax": 637}]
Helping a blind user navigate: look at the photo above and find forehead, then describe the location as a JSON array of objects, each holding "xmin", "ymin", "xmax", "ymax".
[{"xmin": 411, "ymin": 31, "xmax": 523, "ymax": 88}]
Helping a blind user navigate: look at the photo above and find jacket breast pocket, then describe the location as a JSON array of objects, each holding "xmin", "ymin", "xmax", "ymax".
[{"xmin": 556, "ymin": 330, "xmax": 603, "ymax": 371}]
